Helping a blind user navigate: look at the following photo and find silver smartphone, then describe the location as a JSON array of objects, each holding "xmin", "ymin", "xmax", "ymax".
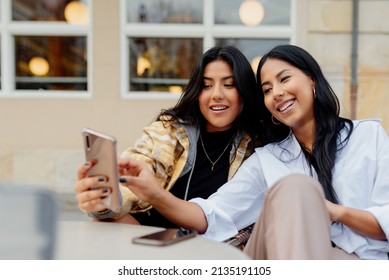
[
  {"xmin": 132, "ymin": 228, "xmax": 197, "ymax": 246},
  {"xmin": 82, "ymin": 128, "xmax": 121, "ymax": 213}
]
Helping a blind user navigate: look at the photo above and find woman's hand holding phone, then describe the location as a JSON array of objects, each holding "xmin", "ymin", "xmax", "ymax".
[
  {"xmin": 74, "ymin": 162, "xmax": 112, "ymax": 213},
  {"xmin": 74, "ymin": 128, "xmax": 122, "ymax": 214}
]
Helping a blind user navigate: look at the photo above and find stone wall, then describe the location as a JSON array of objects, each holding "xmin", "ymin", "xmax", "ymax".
[{"xmin": 307, "ymin": 0, "xmax": 389, "ymax": 130}]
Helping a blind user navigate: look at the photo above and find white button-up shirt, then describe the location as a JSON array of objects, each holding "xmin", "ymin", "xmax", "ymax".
[{"xmin": 191, "ymin": 119, "xmax": 389, "ymax": 259}]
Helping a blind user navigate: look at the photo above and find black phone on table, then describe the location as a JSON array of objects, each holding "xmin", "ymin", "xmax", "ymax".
[{"xmin": 132, "ymin": 228, "xmax": 197, "ymax": 246}]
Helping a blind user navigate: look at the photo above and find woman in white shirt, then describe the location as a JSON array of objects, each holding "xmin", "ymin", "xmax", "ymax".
[{"xmin": 118, "ymin": 45, "xmax": 389, "ymax": 259}]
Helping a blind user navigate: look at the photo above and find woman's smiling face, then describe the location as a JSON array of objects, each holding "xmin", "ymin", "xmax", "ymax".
[
  {"xmin": 260, "ymin": 58, "xmax": 315, "ymax": 132},
  {"xmin": 199, "ymin": 60, "xmax": 241, "ymax": 132}
]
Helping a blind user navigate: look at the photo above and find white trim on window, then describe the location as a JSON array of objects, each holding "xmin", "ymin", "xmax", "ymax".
[
  {"xmin": 0, "ymin": 0, "xmax": 92, "ymax": 99},
  {"xmin": 120, "ymin": 0, "xmax": 298, "ymax": 99}
]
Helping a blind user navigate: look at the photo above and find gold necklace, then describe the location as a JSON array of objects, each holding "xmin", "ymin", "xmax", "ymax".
[{"xmin": 199, "ymin": 133, "xmax": 232, "ymax": 171}]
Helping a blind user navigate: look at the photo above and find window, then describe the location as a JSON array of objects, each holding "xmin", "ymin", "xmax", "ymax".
[
  {"xmin": 121, "ymin": 0, "xmax": 294, "ymax": 98},
  {"xmin": 0, "ymin": 0, "xmax": 90, "ymax": 97},
  {"xmin": 129, "ymin": 37, "xmax": 202, "ymax": 92}
]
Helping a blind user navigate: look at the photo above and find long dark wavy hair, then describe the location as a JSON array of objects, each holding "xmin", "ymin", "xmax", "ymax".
[
  {"xmin": 158, "ymin": 45, "xmax": 263, "ymax": 149},
  {"xmin": 256, "ymin": 45, "xmax": 354, "ymax": 204}
]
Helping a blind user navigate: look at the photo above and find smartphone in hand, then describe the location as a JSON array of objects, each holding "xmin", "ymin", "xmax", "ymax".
[
  {"xmin": 132, "ymin": 228, "xmax": 197, "ymax": 246},
  {"xmin": 82, "ymin": 128, "xmax": 121, "ymax": 213}
]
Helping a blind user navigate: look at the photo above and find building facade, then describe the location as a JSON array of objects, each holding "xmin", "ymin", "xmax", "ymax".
[{"xmin": 0, "ymin": 0, "xmax": 388, "ymax": 202}]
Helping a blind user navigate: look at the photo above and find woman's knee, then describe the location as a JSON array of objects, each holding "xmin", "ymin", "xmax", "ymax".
[{"xmin": 268, "ymin": 174, "xmax": 325, "ymax": 201}]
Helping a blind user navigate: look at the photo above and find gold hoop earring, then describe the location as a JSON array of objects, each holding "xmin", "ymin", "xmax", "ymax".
[{"xmin": 271, "ymin": 115, "xmax": 280, "ymax": 125}]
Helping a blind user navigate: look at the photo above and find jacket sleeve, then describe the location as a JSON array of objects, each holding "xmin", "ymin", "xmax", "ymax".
[
  {"xmin": 94, "ymin": 120, "xmax": 188, "ymax": 219},
  {"xmin": 90, "ymin": 121, "xmax": 164, "ymax": 219},
  {"xmin": 365, "ymin": 122, "xmax": 389, "ymax": 240},
  {"xmin": 119, "ymin": 121, "xmax": 172, "ymax": 216}
]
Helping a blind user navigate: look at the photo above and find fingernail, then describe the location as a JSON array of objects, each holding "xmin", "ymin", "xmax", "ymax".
[
  {"xmin": 98, "ymin": 176, "xmax": 105, "ymax": 182},
  {"xmin": 119, "ymin": 177, "xmax": 127, "ymax": 183}
]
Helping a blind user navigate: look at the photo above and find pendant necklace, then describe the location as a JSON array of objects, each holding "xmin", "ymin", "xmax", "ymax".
[{"xmin": 199, "ymin": 133, "xmax": 232, "ymax": 171}]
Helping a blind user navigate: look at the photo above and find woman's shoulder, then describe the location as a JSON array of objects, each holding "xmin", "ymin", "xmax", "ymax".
[
  {"xmin": 254, "ymin": 135, "xmax": 293, "ymax": 154},
  {"xmin": 345, "ymin": 118, "xmax": 388, "ymax": 145},
  {"xmin": 145, "ymin": 117, "xmax": 181, "ymax": 131},
  {"xmin": 353, "ymin": 118, "xmax": 381, "ymax": 126},
  {"xmin": 351, "ymin": 118, "xmax": 384, "ymax": 133},
  {"xmin": 143, "ymin": 118, "xmax": 194, "ymax": 140}
]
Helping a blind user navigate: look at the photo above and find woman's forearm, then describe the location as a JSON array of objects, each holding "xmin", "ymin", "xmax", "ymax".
[
  {"xmin": 150, "ymin": 190, "xmax": 208, "ymax": 233},
  {"xmin": 329, "ymin": 202, "xmax": 386, "ymax": 240},
  {"xmin": 118, "ymin": 158, "xmax": 209, "ymax": 232}
]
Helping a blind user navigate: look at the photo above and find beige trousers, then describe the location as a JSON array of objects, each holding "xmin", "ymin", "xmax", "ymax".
[{"xmin": 244, "ymin": 174, "xmax": 359, "ymax": 260}]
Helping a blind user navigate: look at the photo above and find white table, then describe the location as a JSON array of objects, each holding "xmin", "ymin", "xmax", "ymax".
[{"xmin": 55, "ymin": 221, "xmax": 250, "ymax": 260}]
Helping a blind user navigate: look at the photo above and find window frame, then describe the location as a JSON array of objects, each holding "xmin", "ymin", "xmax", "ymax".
[
  {"xmin": 0, "ymin": 0, "xmax": 92, "ymax": 99},
  {"xmin": 120, "ymin": 0, "xmax": 299, "ymax": 99}
]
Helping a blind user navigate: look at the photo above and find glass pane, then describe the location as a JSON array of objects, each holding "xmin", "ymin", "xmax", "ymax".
[
  {"xmin": 129, "ymin": 37, "xmax": 203, "ymax": 92},
  {"xmin": 215, "ymin": 0, "xmax": 290, "ymax": 26},
  {"xmin": 126, "ymin": 0, "xmax": 202, "ymax": 23},
  {"xmin": 215, "ymin": 38, "xmax": 289, "ymax": 74},
  {"xmin": 15, "ymin": 36, "xmax": 87, "ymax": 91},
  {"xmin": 12, "ymin": 0, "xmax": 89, "ymax": 24}
]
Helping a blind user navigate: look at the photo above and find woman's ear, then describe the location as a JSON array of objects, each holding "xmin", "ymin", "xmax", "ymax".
[
  {"xmin": 310, "ymin": 78, "xmax": 316, "ymax": 98},
  {"xmin": 309, "ymin": 75, "xmax": 315, "ymax": 87}
]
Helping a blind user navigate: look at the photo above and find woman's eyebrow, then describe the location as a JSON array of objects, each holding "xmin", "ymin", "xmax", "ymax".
[
  {"xmin": 203, "ymin": 75, "xmax": 233, "ymax": 81},
  {"xmin": 261, "ymin": 69, "xmax": 290, "ymax": 87}
]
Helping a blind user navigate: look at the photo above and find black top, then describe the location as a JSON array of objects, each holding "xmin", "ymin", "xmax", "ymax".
[{"xmin": 132, "ymin": 129, "xmax": 234, "ymax": 228}]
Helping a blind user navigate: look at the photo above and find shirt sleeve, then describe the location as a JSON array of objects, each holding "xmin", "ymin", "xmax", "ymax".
[
  {"xmin": 365, "ymin": 122, "xmax": 389, "ymax": 240},
  {"xmin": 190, "ymin": 153, "xmax": 267, "ymax": 241}
]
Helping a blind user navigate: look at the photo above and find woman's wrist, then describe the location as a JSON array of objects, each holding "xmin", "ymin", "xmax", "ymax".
[{"xmin": 88, "ymin": 208, "xmax": 114, "ymax": 219}]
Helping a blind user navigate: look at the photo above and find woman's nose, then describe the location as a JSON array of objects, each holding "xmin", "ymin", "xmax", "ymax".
[
  {"xmin": 211, "ymin": 85, "xmax": 224, "ymax": 100},
  {"xmin": 273, "ymin": 87, "xmax": 285, "ymax": 101}
]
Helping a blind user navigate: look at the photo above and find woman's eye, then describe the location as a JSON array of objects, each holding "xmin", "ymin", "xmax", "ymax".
[
  {"xmin": 203, "ymin": 84, "xmax": 211, "ymax": 89},
  {"xmin": 224, "ymin": 84, "xmax": 234, "ymax": 88},
  {"xmin": 263, "ymin": 88, "xmax": 271, "ymax": 94},
  {"xmin": 281, "ymin": 76, "xmax": 290, "ymax": 83}
]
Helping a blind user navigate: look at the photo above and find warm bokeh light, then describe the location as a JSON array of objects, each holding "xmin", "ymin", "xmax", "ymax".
[
  {"xmin": 64, "ymin": 1, "xmax": 88, "ymax": 24},
  {"xmin": 168, "ymin": 85, "xmax": 183, "ymax": 94},
  {"xmin": 239, "ymin": 0, "xmax": 265, "ymax": 26},
  {"xmin": 136, "ymin": 56, "xmax": 151, "ymax": 76},
  {"xmin": 29, "ymin": 57, "xmax": 50, "ymax": 76}
]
